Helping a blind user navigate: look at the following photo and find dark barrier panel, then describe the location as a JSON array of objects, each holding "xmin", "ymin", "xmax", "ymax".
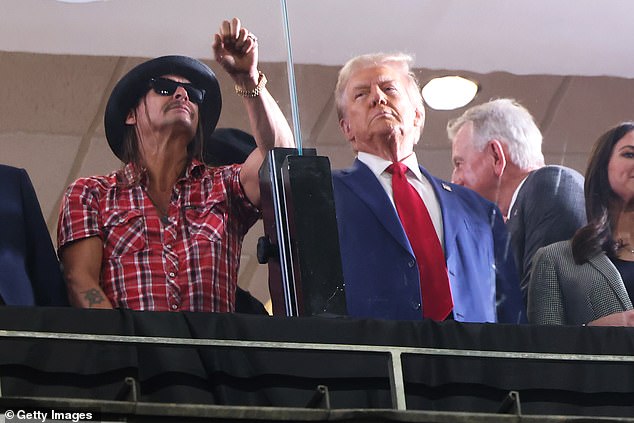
[{"xmin": 1, "ymin": 307, "xmax": 634, "ymax": 418}]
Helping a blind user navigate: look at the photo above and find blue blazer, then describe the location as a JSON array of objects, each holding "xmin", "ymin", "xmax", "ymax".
[
  {"xmin": 332, "ymin": 159, "xmax": 524, "ymax": 323},
  {"xmin": 0, "ymin": 165, "xmax": 67, "ymax": 306}
]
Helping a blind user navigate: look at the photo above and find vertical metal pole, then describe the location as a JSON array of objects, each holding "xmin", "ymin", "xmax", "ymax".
[
  {"xmin": 267, "ymin": 156, "xmax": 297, "ymax": 315},
  {"xmin": 280, "ymin": 0, "xmax": 303, "ymax": 155},
  {"xmin": 388, "ymin": 351, "xmax": 407, "ymax": 410}
]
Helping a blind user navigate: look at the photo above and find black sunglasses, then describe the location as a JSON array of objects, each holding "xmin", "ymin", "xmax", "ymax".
[{"xmin": 148, "ymin": 77, "xmax": 206, "ymax": 104}]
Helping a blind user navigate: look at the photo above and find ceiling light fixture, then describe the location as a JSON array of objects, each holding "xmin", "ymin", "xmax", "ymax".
[{"xmin": 421, "ymin": 76, "xmax": 479, "ymax": 111}]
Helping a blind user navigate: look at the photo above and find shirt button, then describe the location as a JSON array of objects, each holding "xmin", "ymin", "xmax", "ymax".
[
  {"xmin": 171, "ymin": 304, "xmax": 178, "ymax": 310},
  {"xmin": 166, "ymin": 245, "xmax": 172, "ymax": 250},
  {"xmin": 408, "ymin": 260, "xmax": 415, "ymax": 268},
  {"xmin": 168, "ymin": 272, "xmax": 175, "ymax": 278},
  {"xmin": 413, "ymin": 303, "xmax": 421, "ymax": 310}
]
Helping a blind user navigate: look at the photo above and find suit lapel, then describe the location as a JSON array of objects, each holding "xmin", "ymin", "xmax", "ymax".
[
  {"xmin": 418, "ymin": 165, "xmax": 460, "ymax": 258},
  {"xmin": 337, "ymin": 159, "xmax": 411, "ymax": 253},
  {"xmin": 588, "ymin": 254, "xmax": 634, "ymax": 309}
]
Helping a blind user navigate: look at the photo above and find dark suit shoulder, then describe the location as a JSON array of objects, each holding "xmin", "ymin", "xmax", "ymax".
[
  {"xmin": 0, "ymin": 164, "xmax": 25, "ymax": 178},
  {"xmin": 0, "ymin": 164, "xmax": 21, "ymax": 172},
  {"xmin": 332, "ymin": 160, "xmax": 367, "ymax": 178},
  {"xmin": 522, "ymin": 165, "xmax": 584, "ymax": 195},
  {"xmin": 536, "ymin": 164, "xmax": 583, "ymax": 177},
  {"xmin": 515, "ymin": 165, "xmax": 586, "ymax": 222},
  {"xmin": 0, "ymin": 166, "xmax": 32, "ymax": 199},
  {"xmin": 331, "ymin": 168, "xmax": 348, "ymax": 179},
  {"xmin": 332, "ymin": 162, "xmax": 377, "ymax": 194}
]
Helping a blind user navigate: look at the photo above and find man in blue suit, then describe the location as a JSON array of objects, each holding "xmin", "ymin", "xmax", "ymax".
[
  {"xmin": 0, "ymin": 165, "xmax": 67, "ymax": 306},
  {"xmin": 331, "ymin": 53, "xmax": 524, "ymax": 323}
]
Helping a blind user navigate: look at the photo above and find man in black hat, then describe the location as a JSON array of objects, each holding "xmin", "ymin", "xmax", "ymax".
[{"xmin": 57, "ymin": 18, "xmax": 293, "ymax": 312}]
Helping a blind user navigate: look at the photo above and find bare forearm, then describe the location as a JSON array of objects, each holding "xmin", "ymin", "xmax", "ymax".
[
  {"xmin": 60, "ymin": 237, "xmax": 112, "ymax": 309},
  {"xmin": 214, "ymin": 18, "xmax": 294, "ymax": 205},
  {"xmin": 213, "ymin": 19, "xmax": 294, "ymax": 152},
  {"xmin": 68, "ymin": 280, "xmax": 113, "ymax": 309},
  {"xmin": 235, "ymin": 84, "xmax": 294, "ymax": 205},
  {"xmin": 238, "ymin": 83, "xmax": 294, "ymax": 151},
  {"xmin": 588, "ymin": 310, "xmax": 634, "ymax": 327}
]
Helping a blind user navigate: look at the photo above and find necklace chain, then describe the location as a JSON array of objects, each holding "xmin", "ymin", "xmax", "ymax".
[{"xmin": 146, "ymin": 191, "xmax": 170, "ymax": 224}]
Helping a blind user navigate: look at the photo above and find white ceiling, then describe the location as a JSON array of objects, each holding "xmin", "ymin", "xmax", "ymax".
[{"xmin": 2, "ymin": 0, "xmax": 634, "ymax": 78}]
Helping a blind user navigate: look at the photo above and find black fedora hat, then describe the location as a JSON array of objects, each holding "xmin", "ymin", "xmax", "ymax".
[
  {"xmin": 204, "ymin": 128, "xmax": 257, "ymax": 166},
  {"xmin": 104, "ymin": 55, "xmax": 222, "ymax": 161}
]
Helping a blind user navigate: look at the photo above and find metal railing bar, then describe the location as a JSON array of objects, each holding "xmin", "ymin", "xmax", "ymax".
[{"xmin": 0, "ymin": 330, "xmax": 633, "ymax": 363}]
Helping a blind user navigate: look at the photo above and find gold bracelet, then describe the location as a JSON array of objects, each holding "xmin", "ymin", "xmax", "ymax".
[{"xmin": 234, "ymin": 72, "xmax": 267, "ymax": 98}]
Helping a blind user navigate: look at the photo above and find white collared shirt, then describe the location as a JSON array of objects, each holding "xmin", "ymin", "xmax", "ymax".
[
  {"xmin": 507, "ymin": 175, "xmax": 529, "ymax": 221},
  {"xmin": 357, "ymin": 151, "xmax": 445, "ymax": 249}
]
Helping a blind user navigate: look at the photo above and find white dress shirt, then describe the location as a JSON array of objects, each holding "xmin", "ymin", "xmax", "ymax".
[
  {"xmin": 357, "ymin": 151, "xmax": 445, "ymax": 249},
  {"xmin": 507, "ymin": 175, "xmax": 529, "ymax": 221}
]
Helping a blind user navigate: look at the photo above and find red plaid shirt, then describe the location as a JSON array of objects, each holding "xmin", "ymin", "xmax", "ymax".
[{"xmin": 58, "ymin": 160, "xmax": 260, "ymax": 312}]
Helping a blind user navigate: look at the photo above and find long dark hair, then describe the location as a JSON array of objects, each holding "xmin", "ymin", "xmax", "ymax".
[
  {"xmin": 571, "ymin": 122, "xmax": 634, "ymax": 264},
  {"xmin": 120, "ymin": 120, "xmax": 204, "ymax": 166}
]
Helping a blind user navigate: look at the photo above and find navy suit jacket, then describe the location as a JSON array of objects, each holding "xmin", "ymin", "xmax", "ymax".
[
  {"xmin": 0, "ymin": 165, "xmax": 67, "ymax": 306},
  {"xmin": 332, "ymin": 159, "xmax": 524, "ymax": 323}
]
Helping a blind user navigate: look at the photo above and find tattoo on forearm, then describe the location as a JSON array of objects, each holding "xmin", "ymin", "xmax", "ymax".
[{"xmin": 82, "ymin": 288, "xmax": 105, "ymax": 307}]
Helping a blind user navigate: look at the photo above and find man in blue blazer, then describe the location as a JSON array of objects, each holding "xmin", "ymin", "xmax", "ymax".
[
  {"xmin": 332, "ymin": 53, "xmax": 524, "ymax": 323},
  {"xmin": 0, "ymin": 165, "xmax": 67, "ymax": 306}
]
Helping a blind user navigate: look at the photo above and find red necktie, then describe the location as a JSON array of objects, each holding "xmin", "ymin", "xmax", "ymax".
[{"xmin": 388, "ymin": 162, "xmax": 453, "ymax": 320}]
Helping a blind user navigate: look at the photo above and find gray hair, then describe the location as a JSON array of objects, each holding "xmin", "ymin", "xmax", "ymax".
[
  {"xmin": 447, "ymin": 98, "xmax": 545, "ymax": 170},
  {"xmin": 334, "ymin": 53, "xmax": 424, "ymax": 121}
]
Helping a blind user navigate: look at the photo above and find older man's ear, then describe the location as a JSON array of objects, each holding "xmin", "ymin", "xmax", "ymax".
[
  {"xmin": 414, "ymin": 106, "xmax": 425, "ymax": 128},
  {"xmin": 487, "ymin": 139, "xmax": 507, "ymax": 177},
  {"xmin": 339, "ymin": 118, "xmax": 353, "ymax": 141}
]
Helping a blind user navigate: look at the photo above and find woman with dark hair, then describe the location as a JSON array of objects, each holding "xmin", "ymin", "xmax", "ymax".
[{"xmin": 528, "ymin": 122, "xmax": 634, "ymax": 325}]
